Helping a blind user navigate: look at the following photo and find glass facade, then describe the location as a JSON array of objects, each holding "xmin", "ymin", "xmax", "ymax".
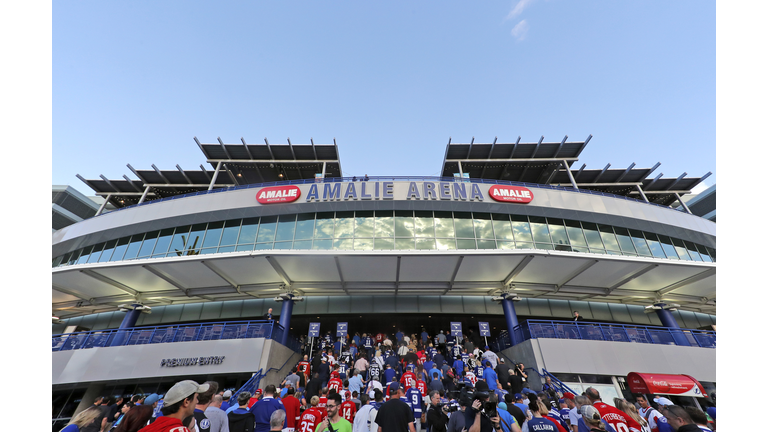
[{"xmin": 53, "ymin": 211, "xmax": 716, "ymax": 268}]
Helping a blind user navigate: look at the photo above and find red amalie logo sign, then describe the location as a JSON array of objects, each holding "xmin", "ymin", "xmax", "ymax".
[
  {"xmin": 489, "ymin": 185, "xmax": 534, "ymax": 203},
  {"xmin": 256, "ymin": 185, "xmax": 301, "ymax": 204}
]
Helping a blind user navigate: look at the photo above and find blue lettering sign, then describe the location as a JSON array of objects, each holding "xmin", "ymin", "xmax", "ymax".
[
  {"xmin": 361, "ymin": 182, "xmax": 372, "ymax": 199},
  {"xmin": 323, "ymin": 183, "xmax": 341, "ymax": 200},
  {"xmin": 407, "ymin": 182, "xmax": 421, "ymax": 199},
  {"xmin": 470, "ymin": 184, "xmax": 484, "ymax": 201},
  {"xmin": 440, "ymin": 182, "xmax": 451, "ymax": 200},
  {"xmin": 307, "ymin": 184, "xmax": 319, "ymax": 202},
  {"xmin": 453, "ymin": 183, "xmax": 467, "ymax": 200},
  {"xmin": 344, "ymin": 183, "xmax": 358, "ymax": 199},
  {"xmin": 383, "ymin": 182, "xmax": 394, "ymax": 199}
]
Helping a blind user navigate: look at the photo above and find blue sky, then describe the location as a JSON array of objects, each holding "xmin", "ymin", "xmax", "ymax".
[{"xmin": 53, "ymin": 1, "xmax": 715, "ymax": 196}]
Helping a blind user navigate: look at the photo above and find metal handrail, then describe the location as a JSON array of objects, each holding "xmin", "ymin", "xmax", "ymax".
[
  {"xmin": 541, "ymin": 368, "xmax": 579, "ymax": 396},
  {"xmin": 51, "ymin": 319, "xmax": 302, "ymax": 353},
  {"xmin": 98, "ymin": 176, "xmax": 683, "ymax": 217}
]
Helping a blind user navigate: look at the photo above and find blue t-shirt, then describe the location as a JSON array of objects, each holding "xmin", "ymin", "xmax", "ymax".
[
  {"xmin": 384, "ymin": 368, "xmax": 397, "ymax": 384},
  {"xmin": 249, "ymin": 397, "xmax": 286, "ymax": 432},
  {"xmin": 498, "ymin": 408, "xmax": 516, "ymax": 432},
  {"xmin": 453, "ymin": 359, "xmax": 465, "ymax": 373},
  {"xmin": 483, "ymin": 367, "xmax": 498, "ymax": 388},
  {"xmin": 524, "ymin": 417, "xmax": 558, "ymax": 432}
]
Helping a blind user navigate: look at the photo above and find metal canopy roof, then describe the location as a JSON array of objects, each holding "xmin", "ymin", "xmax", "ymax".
[
  {"xmin": 52, "ymin": 249, "xmax": 716, "ymax": 319},
  {"xmin": 440, "ymin": 135, "xmax": 711, "ymax": 207},
  {"xmin": 78, "ymin": 137, "xmax": 342, "ymax": 209}
]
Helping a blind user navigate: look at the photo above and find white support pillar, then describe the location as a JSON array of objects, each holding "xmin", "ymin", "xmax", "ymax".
[
  {"xmin": 321, "ymin": 162, "xmax": 326, "ymax": 178},
  {"xmin": 636, "ymin": 185, "xmax": 650, "ymax": 203},
  {"xmin": 675, "ymin": 193, "xmax": 692, "ymax": 214},
  {"xmin": 563, "ymin": 159, "xmax": 578, "ymax": 189},
  {"xmin": 95, "ymin": 194, "xmax": 111, "ymax": 215},
  {"xmin": 138, "ymin": 186, "xmax": 151, "ymax": 204},
  {"xmin": 208, "ymin": 161, "xmax": 223, "ymax": 190}
]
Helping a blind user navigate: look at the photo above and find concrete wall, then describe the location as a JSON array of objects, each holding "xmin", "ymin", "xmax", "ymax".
[
  {"xmin": 501, "ymin": 338, "xmax": 715, "ymax": 389},
  {"xmin": 52, "ymin": 337, "xmax": 298, "ymax": 386}
]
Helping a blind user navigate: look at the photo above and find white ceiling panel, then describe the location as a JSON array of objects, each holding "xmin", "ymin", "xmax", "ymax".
[
  {"xmin": 147, "ymin": 261, "xmax": 232, "ymax": 289},
  {"xmin": 52, "ymin": 271, "xmax": 132, "ymax": 298},
  {"xmin": 620, "ymin": 265, "xmax": 710, "ymax": 292},
  {"xmin": 93, "ymin": 267, "xmax": 181, "ymax": 292},
  {"xmin": 338, "ymin": 256, "xmax": 398, "ymax": 282},
  {"xmin": 455, "ymin": 255, "xmax": 526, "ymax": 282},
  {"xmin": 399, "ymin": 256, "xmax": 460, "ymax": 282},
  {"xmin": 271, "ymin": 256, "xmax": 341, "ymax": 282},
  {"xmin": 662, "ymin": 274, "xmax": 716, "ymax": 298},
  {"xmin": 569, "ymin": 260, "xmax": 653, "ymax": 288},
  {"xmin": 515, "ymin": 255, "xmax": 597, "ymax": 285},
  {"xmin": 203, "ymin": 256, "xmax": 283, "ymax": 285},
  {"xmin": 52, "ymin": 289, "xmax": 80, "ymax": 303}
]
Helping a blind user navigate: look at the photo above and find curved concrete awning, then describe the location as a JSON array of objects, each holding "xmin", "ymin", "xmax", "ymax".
[{"xmin": 52, "ymin": 249, "xmax": 715, "ymax": 318}]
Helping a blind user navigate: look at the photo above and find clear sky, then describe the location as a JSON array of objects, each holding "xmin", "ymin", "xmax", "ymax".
[{"xmin": 53, "ymin": 1, "xmax": 715, "ymax": 196}]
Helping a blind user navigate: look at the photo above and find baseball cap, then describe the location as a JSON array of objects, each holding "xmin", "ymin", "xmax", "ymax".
[
  {"xmin": 144, "ymin": 394, "xmax": 161, "ymax": 405},
  {"xmin": 558, "ymin": 398, "xmax": 565, "ymax": 404},
  {"xmin": 389, "ymin": 382, "xmax": 401, "ymax": 393},
  {"xmin": 654, "ymin": 396, "xmax": 674, "ymax": 406},
  {"xmin": 499, "ymin": 358, "xmax": 504, "ymax": 363},
  {"xmin": 163, "ymin": 380, "xmax": 210, "ymax": 406},
  {"xmin": 345, "ymin": 391, "xmax": 352, "ymax": 399},
  {"xmin": 706, "ymin": 407, "xmax": 716, "ymax": 420},
  {"xmin": 474, "ymin": 380, "xmax": 490, "ymax": 393},
  {"xmin": 562, "ymin": 392, "xmax": 575, "ymax": 400},
  {"xmin": 514, "ymin": 393, "xmax": 523, "ymax": 400},
  {"xmin": 223, "ymin": 390, "xmax": 232, "ymax": 398},
  {"xmin": 255, "ymin": 389, "xmax": 263, "ymax": 395},
  {"xmin": 581, "ymin": 405, "xmax": 601, "ymax": 422}
]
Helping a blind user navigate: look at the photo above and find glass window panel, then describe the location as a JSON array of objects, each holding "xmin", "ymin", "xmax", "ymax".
[
  {"xmin": 477, "ymin": 239, "xmax": 496, "ymax": 250},
  {"xmin": 274, "ymin": 241, "xmax": 293, "ymax": 250},
  {"xmin": 571, "ymin": 246, "xmax": 589, "ymax": 253},
  {"xmin": 137, "ymin": 231, "xmax": 159, "ymax": 257},
  {"xmin": 257, "ymin": 216, "xmax": 277, "ymax": 243},
  {"xmin": 334, "ymin": 212, "xmax": 355, "ymax": 238},
  {"xmin": 414, "ymin": 211, "xmax": 435, "ymax": 237},
  {"xmin": 643, "ymin": 232, "xmax": 666, "ymax": 258},
  {"xmin": 672, "ymin": 238, "xmax": 692, "ymax": 260},
  {"xmin": 628, "ymin": 229, "xmax": 652, "ymax": 256},
  {"xmin": 435, "ymin": 238, "xmax": 456, "ymax": 250},
  {"xmin": 395, "ymin": 210, "xmax": 414, "ymax": 237},
  {"xmin": 658, "ymin": 235, "xmax": 679, "ymax": 259},
  {"xmin": 217, "ymin": 245, "xmax": 235, "ymax": 254},
  {"xmin": 548, "ymin": 218, "xmax": 570, "ymax": 246},
  {"xmin": 293, "ymin": 240, "xmax": 313, "ymax": 250},
  {"xmin": 235, "ymin": 244, "xmax": 255, "ymax": 252},
  {"xmin": 186, "ymin": 223, "xmax": 207, "ymax": 254},
  {"xmin": 565, "ymin": 220, "xmax": 588, "ymax": 247},
  {"xmin": 275, "ymin": 214, "xmax": 297, "ymax": 242},
  {"xmin": 87, "ymin": 243, "xmax": 105, "ymax": 263},
  {"xmin": 613, "ymin": 227, "xmax": 636, "ymax": 253},
  {"xmin": 254, "ymin": 243, "xmax": 273, "ymax": 251},
  {"xmin": 354, "ymin": 238, "xmax": 374, "ymax": 250},
  {"xmin": 75, "ymin": 246, "xmax": 92, "ymax": 264},
  {"xmin": 473, "ymin": 213, "xmax": 494, "ymax": 239},
  {"xmin": 454, "ymin": 212, "xmax": 475, "ymax": 238},
  {"xmin": 416, "ymin": 238, "xmax": 436, "ymax": 250},
  {"xmin": 375, "ymin": 214, "xmax": 395, "ymax": 238},
  {"xmin": 535, "ymin": 242, "xmax": 554, "ymax": 250},
  {"xmin": 238, "ymin": 218, "xmax": 260, "ymax": 244},
  {"xmin": 492, "ymin": 215, "xmax": 514, "ymax": 241},
  {"xmin": 315, "ymin": 212, "xmax": 335, "ymax": 238},
  {"xmin": 582, "ymin": 222, "xmax": 604, "ymax": 249},
  {"xmin": 457, "ymin": 239, "xmax": 477, "ymax": 249},
  {"xmin": 169, "ymin": 225, "xmax": 191, "ymax": 253},
  {"xmin": 395, "ymin": 238, "xmax": 415, "ymax": 249},
  {"xmin": 109, "ymin": 237, "xmax": 130, "ymax": 261},
  {"xmin": 199, "ymin": 247, "xmax": 218, "ymax": 255},
  {"xmin": 123, "ymin": 234, "xmax": 145, "ymax": 260},
  {"xmin": 684, "ymin": 241, "xmax": 703, "ymax": 261},
  {"xmin": 355, "ymin": 211, "xmax": 375, "ymax": 238},
  {"xmin": 515, "ymin": 241, "xmax": 534, "ymax": 250},
  {"xmin": 706, "ymin": 247, "xmax": 716, "ymax": 262},
  {"xmin": 588, "ymin": 248, "xmax": 606, "ymax": 254},
  {"xmin": 220, "ymin": 220, "xmax": 241, "ymax": 246},
  {"xmin": 295, "ymin": 214, "xmax": 316, "ymax": 240},
  {"xmin": 530, "ymin": 216, "xmax": 551, "ymax": 243},
  {"xmin": 53, "ymin": 255, "xmax": 64, "ymax": 267},
  {"xmin": 434, "ymin": 211, "xmax": 456, "ymax": 238},
  {"xmin": 98, "ymin": 240, "xmax": 118, "ymax": 263},
  {"xmin": 67, "ymin": 249, "xmax": 81, "ymax": 265},
  {"xmin": 598, "ymin": 225, "xmax": 620, "ymax": 252},
  {"xmin": 202, "ymin": 222, "xmax": 224, "ymax": 249},
  {"xmin": 150, "ymin": 229, "xmax": 174, "ymax": 257},
  {"xmin": 333, "ymin": 238, "xmax": 354, "ymax": 250},
  {"xmin": 374, "ymin": 238, "xmax": 394, "ymax": 250},
  {"xmin": 312, "ymin": 239, "xmax": 333, "ymax": 250},
  {"xmin": 696, "ymin": 244, "xmax": 713, "ymax": 262},
  {"xmin": 498, "ymin": 241, "xmax": 515, "ymax": 250},
  {"xmin": 510, "ymin": 215, "xmax": 533, "ymax": 242}
]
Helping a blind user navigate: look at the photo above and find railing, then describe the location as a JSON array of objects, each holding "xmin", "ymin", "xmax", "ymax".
[
  {"xmin": 51, "ymin": 320, "xmax": 302, "ymax": 353},
  {"xmin": 491, "ymin": 320, "xmax": 715, "ymax": 349},
  {"xmin": 541, "ymin": 368, "xmax": 579, "ymax": 396},
  {"xmin": 98, "ymin": 175, "xmax": 684, "ymax": 216}
]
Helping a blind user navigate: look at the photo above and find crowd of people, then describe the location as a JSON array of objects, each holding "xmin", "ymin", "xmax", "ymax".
[{"xmin": 58, "ymin": 327, "xmax": 716, "ymax": 432}]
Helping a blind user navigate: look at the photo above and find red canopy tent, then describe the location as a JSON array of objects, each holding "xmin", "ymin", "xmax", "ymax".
[{"xmin": 626, "ymin": 372, "xmax": 708, "ymax": 397}]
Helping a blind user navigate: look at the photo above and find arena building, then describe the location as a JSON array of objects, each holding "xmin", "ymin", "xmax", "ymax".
[{"xmin": 51, "ymin": 135, "xmax": 716, "ymax": 427}]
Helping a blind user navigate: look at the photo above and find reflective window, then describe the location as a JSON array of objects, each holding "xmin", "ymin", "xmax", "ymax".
[
  {"xmin": 275, "ymin": 215, "xmax": 297, "ymax": 242},
  {"xmin": 55, "ymin": 211, "xmax": 716, "ymax": 266}
]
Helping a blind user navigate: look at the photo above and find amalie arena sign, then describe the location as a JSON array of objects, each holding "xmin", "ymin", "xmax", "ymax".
[{"xmin": 255, "ymin": 181, "xmax": 534, "ymax": 205}]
